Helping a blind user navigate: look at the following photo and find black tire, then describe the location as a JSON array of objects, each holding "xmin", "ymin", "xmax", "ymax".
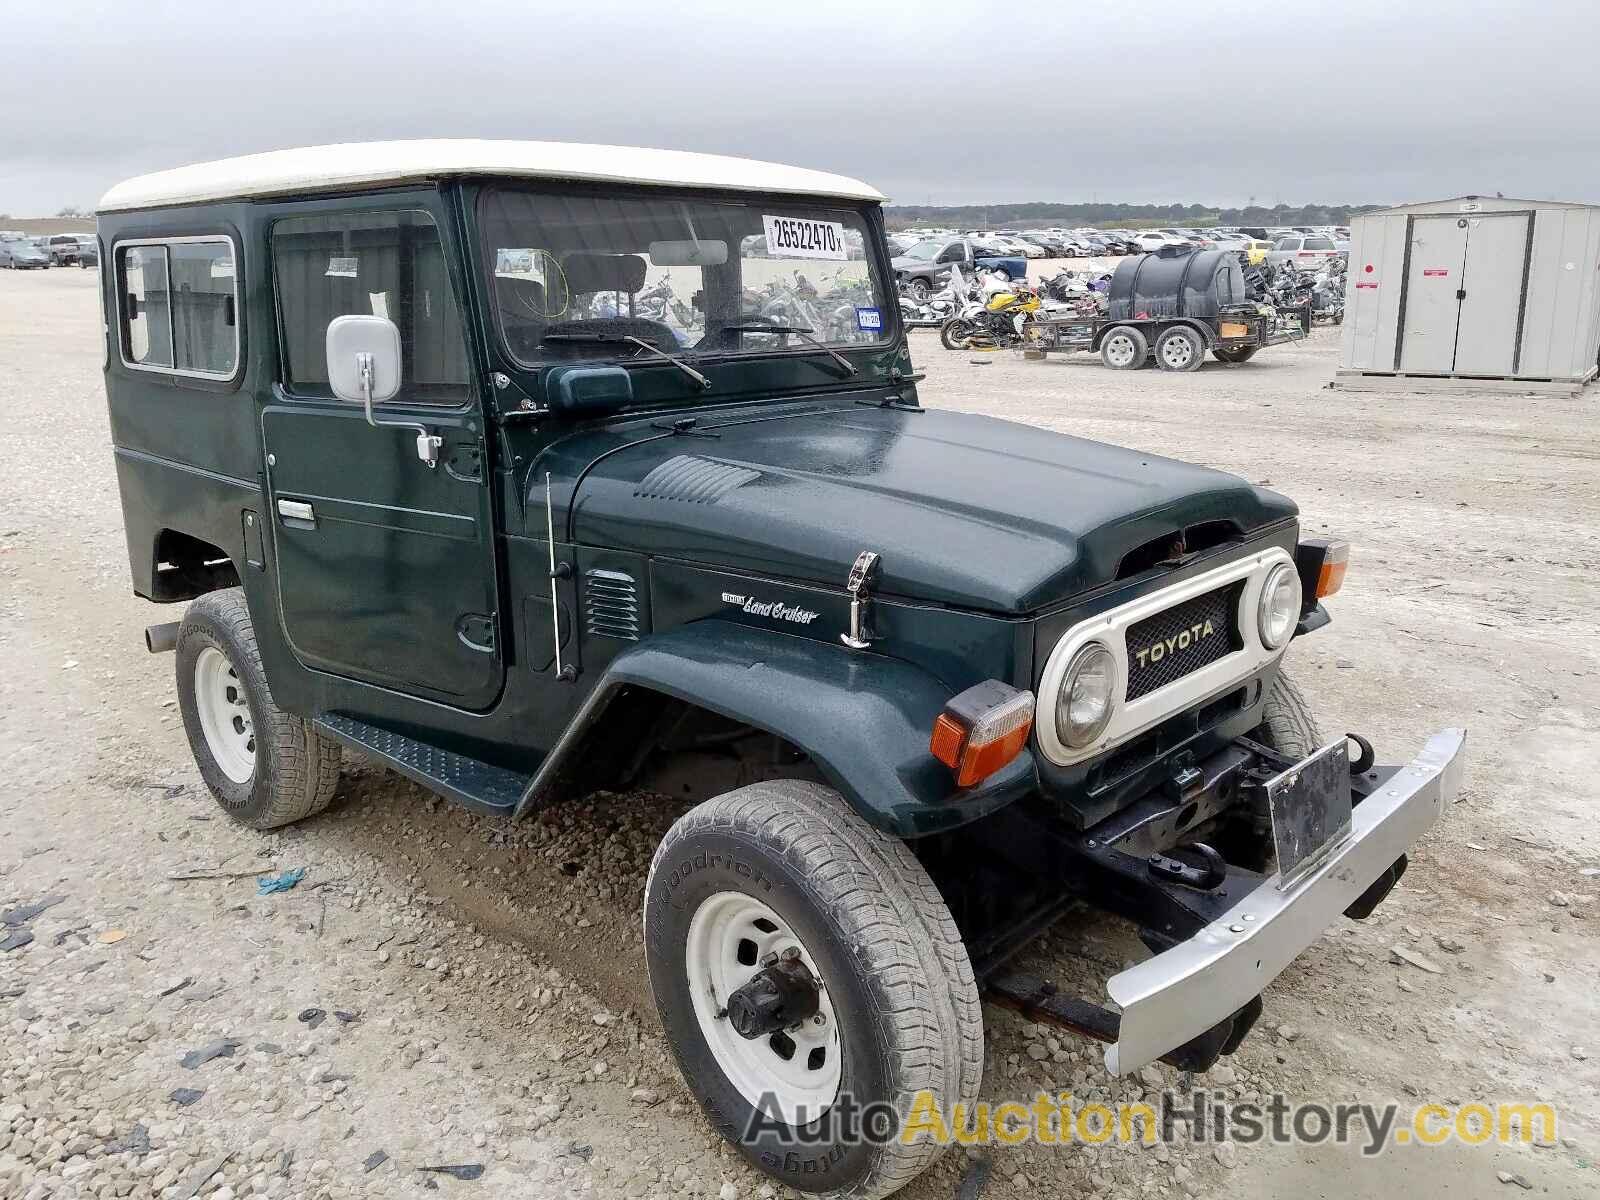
[
  {"xmin": 645, "ymin": 780, "xmax": 981, "ymax": 1200},
  {"xmin": 1155, "ymin": 324, "xmax": 1206, "ymax": 372},
  {"xmin": 1100, "ymin": 324, "xmax": 1148, "ymax": 370},
  {"xmin": 908, "ymin": 277, "xmax": 931, "ymax": 301},
  {"xmin": 1212, "ymin": 346, "xmax": 1258, "ymax": 364},
  {"xmin": 939, "ymin": 316, "xmax": 976, "ymax": 351},
  {"xmin": 176, "ymin": 587, "xmax": 342, "ymax": 829},
  {"xmin": 1252, "ymin": 668, "xmax": 1323, "ymax": 759}
]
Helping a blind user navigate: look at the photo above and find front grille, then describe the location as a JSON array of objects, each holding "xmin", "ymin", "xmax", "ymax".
[{"xmin": 1123, "ymin": 584, "xmax": 1240, "ymax": 701}]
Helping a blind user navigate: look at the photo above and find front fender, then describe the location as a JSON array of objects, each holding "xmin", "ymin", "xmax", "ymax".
[{"xmin": 515, "ymin": 620, "xmax": 1035, "ymax": 837}]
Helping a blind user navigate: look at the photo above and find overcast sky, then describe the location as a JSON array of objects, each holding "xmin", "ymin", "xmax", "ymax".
[{"xmin": 4, "ymin": 0, "xmax": 1599, "ymax": 215}]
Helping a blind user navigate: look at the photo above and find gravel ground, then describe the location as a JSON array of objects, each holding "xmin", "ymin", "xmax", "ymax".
[{"xmin": 2, "ymin": 267, "xmax": 1597, "ymax": 1200}]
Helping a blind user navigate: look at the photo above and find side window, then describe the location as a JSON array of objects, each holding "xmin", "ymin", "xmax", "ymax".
[
  {"xmin": 1274, "ymin": 237, "xmax": 1299, "ymax": 251},
  {"xmin": 171, "ymin": 242, "xmax": 238, "ymax": 375},
  {"xmin": 115, "ymin": 238, "xmax": 239, "ymax": 377},
  {"xmin": 117, "ymin": 245, "xmax": 173, "ymax": 368},
  {"xmin": 271, "ymin": 209, "xmax": 469, "ymax": 404}
]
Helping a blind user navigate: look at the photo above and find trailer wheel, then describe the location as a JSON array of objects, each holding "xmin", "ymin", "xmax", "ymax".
[
  {"xmin": 645, "ymin": 780, "xmax": 981, "ymax": 1200},
  {"xmin": 176, "ymin": 588, "xmax": 342, "ymax": 828},
  {"xmin": 1213, "ymin": 346, "xmax": 1258, "ymax": 364},
  {"xmin": 1155, "ymin": 324, "xmax": 1206, "ymax": 371},
  {"xmin": 1100, "ymin": 325, "xmax": 1148, "ymax": 369}
]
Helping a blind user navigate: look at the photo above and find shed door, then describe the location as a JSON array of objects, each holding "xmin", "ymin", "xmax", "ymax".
[
  {"xmin": 1452, "ymin": 213, "xmax": 1530, "ymax": 376},
  {"xmin": 1398, "ymin": 217, "xmax": 1470, "ymax": 373}
]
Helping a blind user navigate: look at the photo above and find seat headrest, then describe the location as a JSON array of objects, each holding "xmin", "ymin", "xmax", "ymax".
[{"xmin": 562, "ymin": 252, "xmax": 647, "ymax": 294}]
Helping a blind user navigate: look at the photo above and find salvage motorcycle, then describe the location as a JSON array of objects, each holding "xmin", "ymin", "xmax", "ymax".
[{"xmin": 939, "ymin": 286, "xmax": 1044, "ymax": 351}]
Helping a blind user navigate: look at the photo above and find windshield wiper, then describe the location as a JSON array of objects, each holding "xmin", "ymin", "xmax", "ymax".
[
  {"xmin": 541, "ymin": 331, "xmax": 710, "ymax": 390},
  {"xmin": 717, "ymin": 324, "xmax": 858, "ymax": 376}
]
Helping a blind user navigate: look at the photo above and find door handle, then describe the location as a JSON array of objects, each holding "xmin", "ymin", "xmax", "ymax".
[{"xmin": 277, "ymin": 499, "xmax": 315, "ymax": 523}]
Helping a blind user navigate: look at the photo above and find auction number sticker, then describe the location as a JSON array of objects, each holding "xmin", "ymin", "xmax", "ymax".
[
  {"xmin": 855, "ymin": 306, "xmax": 882, "ymax": 332},
  {"xmin": 763, "ymin": 215, "xmax": 847, "ymax": 260}
]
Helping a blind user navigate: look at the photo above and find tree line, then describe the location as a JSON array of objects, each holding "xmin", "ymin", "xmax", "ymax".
[{"xmin": 885, "ymin": 201, "xmax": 1382, "ymax": 230}]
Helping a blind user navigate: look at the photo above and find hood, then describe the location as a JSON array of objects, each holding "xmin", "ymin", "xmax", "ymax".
[{"xmin": 562, "ymin": 406, "xmax": 1296, "ymax": 614}]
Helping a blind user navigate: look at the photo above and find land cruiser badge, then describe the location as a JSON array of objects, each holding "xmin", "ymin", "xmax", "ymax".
[{"xmin": 722, "ymin": 592, "xmax": 819, "ymax": 626}]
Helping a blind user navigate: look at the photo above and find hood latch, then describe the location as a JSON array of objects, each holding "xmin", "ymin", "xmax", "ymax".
[{"xmin": 841, "ymin": 550, "xmax": 882, "ymax": 650}]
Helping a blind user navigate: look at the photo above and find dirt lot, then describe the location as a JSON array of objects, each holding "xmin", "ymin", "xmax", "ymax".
[{"xmin": 2, "ymin": 267, "xmax": 1597, "ymax": 1200}]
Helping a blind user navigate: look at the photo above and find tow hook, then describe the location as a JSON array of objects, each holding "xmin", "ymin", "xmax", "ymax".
[
  {"xmin": 1147, "ymin": 841, "xmax": 1229, "ymax": 890},
  {"xmin": 723, "ymin": 948, "xmax": 821, "ymax": 1040}
]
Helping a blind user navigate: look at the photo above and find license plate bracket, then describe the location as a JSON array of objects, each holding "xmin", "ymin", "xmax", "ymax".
[{"xmin": 1267, "ymin": 738, "xmax": 1353, "ymax": 887}]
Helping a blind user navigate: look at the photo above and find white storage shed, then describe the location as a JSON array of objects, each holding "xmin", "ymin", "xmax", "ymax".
[{"xmin": 1337, "ymin": 195, "xmax": 1600, "ymax": 394}]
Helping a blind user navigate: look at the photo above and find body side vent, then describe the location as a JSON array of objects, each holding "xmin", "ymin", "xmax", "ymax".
[
  {"xmin": 635, "ymin": 454, "xmax": 759, "ymax": 504},
  {"xmin": 585, "ymin": 568, "xmax": 640, "ymax": 641}
]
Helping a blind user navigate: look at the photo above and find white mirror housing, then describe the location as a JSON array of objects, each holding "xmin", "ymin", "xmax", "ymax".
[{"xmin": 326, "ymin": 314, "xmax": 402, "ymax": 403}]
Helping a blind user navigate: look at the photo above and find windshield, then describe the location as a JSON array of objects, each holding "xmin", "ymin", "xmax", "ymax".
[
  {"xmin": 481, "ymin": 186, "xmax": 890, "ymax": 368},
  {"xmin": 900, "ymin": 240, "xmax": 942, "ymax": 261}
]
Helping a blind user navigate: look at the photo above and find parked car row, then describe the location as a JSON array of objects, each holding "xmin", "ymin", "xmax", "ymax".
[
  {"xmin": 0, "ymin": 231, "xmax": 98, "ymax": 269},
  {"xmin": 888, "ymin": 223, "xmax": 1350, "ymax": 269}
]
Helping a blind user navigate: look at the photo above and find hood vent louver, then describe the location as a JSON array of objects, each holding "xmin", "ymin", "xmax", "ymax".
[
  {"xmin": 635, "ymin": 454, "xmax": 759, "ymax": 504},
  {"xmin": 585, "ymin": 569, "xmax": 640, "ymax": 641}
]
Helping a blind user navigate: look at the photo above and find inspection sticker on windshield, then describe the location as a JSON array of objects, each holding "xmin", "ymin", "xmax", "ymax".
[
  {"xmin": 855, "ymin": 306, "xmax": 882, "ymax": 332},
  {"xmin": 763, "ymin": 215, "xmax": 847, "ymax": 260},
  {"xmin": 325, "ymin": 256, "xmax": 358, "ymax": 278}
]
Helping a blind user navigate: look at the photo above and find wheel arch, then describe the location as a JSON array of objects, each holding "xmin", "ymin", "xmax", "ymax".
[
  {"xmin": 148, "ymin": 527, "xmax": 242, "ymax": 602},
  {"xmin": 515, "ymin": 620, "xmax": 1035, "ymax": 837}
]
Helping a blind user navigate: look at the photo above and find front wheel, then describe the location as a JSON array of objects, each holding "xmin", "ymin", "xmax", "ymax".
[
  {"xmin": 908, "ymin": 277, "xmax": 931, "ymax": 301},
  {"xmin": 645, "ymin": 781, "xmax": 981, "ymax": 1199},
  {"xmin": 176, "ymin": 588, "xmax": 342, "ymax": 828},
  {"xmin": 939, "ymin": 316, "xmax": 977, "ymax": 350}
]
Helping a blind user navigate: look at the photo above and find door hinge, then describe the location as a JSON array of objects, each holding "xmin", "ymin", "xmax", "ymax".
[{"xmin": 456, "ymin": 612, "xmax": 496, "ymax": 653}]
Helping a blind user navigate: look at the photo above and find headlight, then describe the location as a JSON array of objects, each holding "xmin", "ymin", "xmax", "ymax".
[
  {"xmin": 1258, "ymin": 562, "xmax": 1302, "ymax": 650},
  {"xmin": 1056, "ymin": 642, "xmax": 1116, "ymax": 749}
]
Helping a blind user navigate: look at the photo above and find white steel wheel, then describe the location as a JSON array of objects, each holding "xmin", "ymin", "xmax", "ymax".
[
  {"xmin": 1101, "ymin": 324, "xmax": 1148, "ymax": 370},
  {"xmin": 192, "ymin": 645, "xmax": 255, "ymax": 783},
  {"xmin": 684, "ymin": 890, "xmax": 842, "ymax": 1125},
  {"xmin": 1156, "ymin": 325, "xmax": 1204, "ymax": 371}
]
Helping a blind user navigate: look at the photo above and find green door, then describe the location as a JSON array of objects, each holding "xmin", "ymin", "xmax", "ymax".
[{"xmin": 260, "ymin": 204, "xmax": 502, "ymax": 708}]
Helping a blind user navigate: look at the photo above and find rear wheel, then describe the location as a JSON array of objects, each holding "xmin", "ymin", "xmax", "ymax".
[
  {"xmin": 1212, "ymin": 346, "xmax": 1258, "ymax": 364},
  {"xmin": 645, "ymin": 780, "xmax": 981, "ymax": 1199},
  {"xmin": 1100, "ymin": 325, "xmax": 1148, "ymax": 369},
  {"xmin": 1155, "ymin": 324, "xmax": 1206, "ymax": 371},
  {"xmin": 176, "ymin": 588, "xmax": 341, "ymax": 828}
]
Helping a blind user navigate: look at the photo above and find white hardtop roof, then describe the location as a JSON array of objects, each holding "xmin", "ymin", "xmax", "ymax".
[{"xmin": 97, "ymin": 139, "xmax": 886, "ymax": 213}]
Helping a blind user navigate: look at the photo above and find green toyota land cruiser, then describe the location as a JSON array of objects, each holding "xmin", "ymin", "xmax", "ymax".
[{"xmin": 98, "ymin": 140, "xmax": 1464, "ymax": 1199}]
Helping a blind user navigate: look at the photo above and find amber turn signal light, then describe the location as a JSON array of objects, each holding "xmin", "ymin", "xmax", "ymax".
[
  {"xmin": 1316, "ymin": 541, "xmax": 1349, "ymax": 598},
  {"xmin": 929, "ymin": 680, "xmax": 1035, "ymax": 789},
  {"xmin": 1295, "ymin": 537, "xmax": 1350, "ymax": 603}
]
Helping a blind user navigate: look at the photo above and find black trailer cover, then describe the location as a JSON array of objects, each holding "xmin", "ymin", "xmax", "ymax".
[{"xmin": 1107, "ymin": 246, "xmax": 1245, "ymax": 322}]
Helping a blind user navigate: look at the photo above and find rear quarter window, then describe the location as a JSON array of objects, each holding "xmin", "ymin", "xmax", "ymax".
[{"xmin": 114, "ymin": 237, "xmax": 239, "ymax": 378}]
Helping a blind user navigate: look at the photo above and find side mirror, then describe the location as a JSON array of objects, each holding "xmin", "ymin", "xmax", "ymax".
[
  {"xmin": 325, "ymin": 314, "xmax": 442, "ymax": 468},
  {"xmin": 326, "ymin": 314, "xmax": 401, "ymax": 404}
]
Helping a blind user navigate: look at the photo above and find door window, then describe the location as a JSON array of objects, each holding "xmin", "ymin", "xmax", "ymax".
[{"xmin": 271, "ymin": 209, "xmax": 470, "ymax": 403}]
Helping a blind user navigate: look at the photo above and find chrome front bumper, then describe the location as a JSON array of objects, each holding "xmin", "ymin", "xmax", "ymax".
[{"xmin": 1102, "ymin": 727, "xmax": 1467, "ymax": 1075}]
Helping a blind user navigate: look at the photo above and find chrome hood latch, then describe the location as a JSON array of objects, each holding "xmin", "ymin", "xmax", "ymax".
[{"xmin": 841, "ymin": 550, "xmax": 882, "ymax": 650}]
